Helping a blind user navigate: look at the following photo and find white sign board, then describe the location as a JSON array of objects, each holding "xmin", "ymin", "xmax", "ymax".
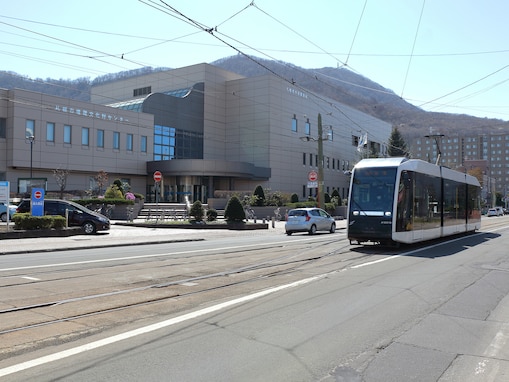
[
  {"xmin": 0, "ymin": 181, "xmax": 9, "ymax": 205},
  {"xmin": 0, "ymin": 181, "xmax": 10, "ymax": 226},
  {"xmin": 307, "ymin": 181, "xmax": 318, "ymax": 188}
]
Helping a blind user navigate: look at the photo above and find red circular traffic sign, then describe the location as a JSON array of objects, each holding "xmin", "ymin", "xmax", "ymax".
[
  {"xmin": 308, "ymin": 171, "xmax": 318, "ymax": 182},
  {"xmin": 34, "ymin": 190, "xmax": 42, "ymax": 199},
  {"xmin": 153, "ymin": 171, "xmax": 162, "ymax": 182}
]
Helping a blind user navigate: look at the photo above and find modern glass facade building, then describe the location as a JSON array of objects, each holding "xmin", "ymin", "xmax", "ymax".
[
  {"xmin": 92, "ymin": 63, "xmax": 392, "ymax": 203},
  {"xmin": 0, "ymin": 63, "xmax": 391, "ymax": 204}
]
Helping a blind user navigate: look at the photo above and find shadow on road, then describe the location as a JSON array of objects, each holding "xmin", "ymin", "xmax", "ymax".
[{"xmin": 349, "ymin": 231, "xmax": 501, "ymax": 259}]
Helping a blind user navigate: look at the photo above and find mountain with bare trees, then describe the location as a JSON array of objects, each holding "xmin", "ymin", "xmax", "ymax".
[{"xmin": 2, "ymin": 55, "xmax": 507, "ymax": 140}]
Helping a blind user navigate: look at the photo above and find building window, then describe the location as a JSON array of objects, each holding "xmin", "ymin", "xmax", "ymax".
[
  {"xmin": 126, "ymin": 133, "xmax": 133, "ymax": 151},
  {"xmin": 305, "ymin": 119, "xmax": 311, "ymax": 135},
  {"xmin": 0, "ymin": 118, "xmax": 6, "ymax": 138},
  {"xmin": 46, "ymin": 122, "xmax": 55, "ymax": 142},
  {"xmin": 141, "ymin": 135, "xmax": 147, "ymax": 153},
  {"xmin": 26, "ymin": 119, "xmax": 35, "ymax": 138},
  {"xmin": 113, "ymin": 132, "xmax": 120, "ymax": 150},
  {"xmin": 63, "ymin": 125, "xmax": 72, "ymax": 144},
  {"xmin": 302, "ymin": 152, "xmax": 306, "ymax": 165},
  {"xmin": 97, "ymin": 129, "xmax": 104, "ymax": 148},
  {"xmin": 291, "ymin": 115, "xmax": 297, "ymax": 132},
  {"xmin": 133, "ymin": 86, "xmax": 151, "ymax": 97},
  {"xmin": 154, "ymin": 124, "xmax": 175, "ymax": 160},
  {"xmin": 81, "ymin": 127, "xmax": 89, "ymax": 146}
]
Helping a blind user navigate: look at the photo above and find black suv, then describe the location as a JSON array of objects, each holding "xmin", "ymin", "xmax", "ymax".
[{"xmin": 16, "ymin": 199, "xmax": 110, "ymax": 234}]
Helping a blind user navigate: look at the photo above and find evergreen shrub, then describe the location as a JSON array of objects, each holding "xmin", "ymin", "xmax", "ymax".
[
  {"xmin": 189, "ymin": 200, "xmax": 205, "ymax": 222},
  {"xmin": 224, "ymin": 196, "xmax": 246, "ymax": 222},
  {"xmin": 206, "ymin": 208, "xmax": 218, "ymax": 221}
]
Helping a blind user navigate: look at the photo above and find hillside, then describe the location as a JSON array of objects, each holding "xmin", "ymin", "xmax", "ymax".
[
  {"xmin": 213, "ymin": 56, "xmax": 509, "ymax": 139},
  {"xmin": 2, "ymin": 56, "xmax": 508, "ymax": 140}
]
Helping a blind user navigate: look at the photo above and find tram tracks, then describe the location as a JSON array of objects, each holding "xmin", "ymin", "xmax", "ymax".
[{"xmin": 1, "ymin": 236, "xmax": 389, "ymax": 358}]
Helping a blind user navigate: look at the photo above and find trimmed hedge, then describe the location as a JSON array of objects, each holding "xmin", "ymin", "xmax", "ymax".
[
  {"xmin": 74, "ymin": 198, "xmax": 135, "ymax": 206},
  {"xmin": 13, "ymin": 213, "xmax": 67, "ymax": 230},
  {"xmin": 285, "ymin": 201, "xmax": 336, "ymax": 213}
]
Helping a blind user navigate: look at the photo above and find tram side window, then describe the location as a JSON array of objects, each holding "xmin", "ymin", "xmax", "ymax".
[
  {"xmin": 396, "ymin": 171, "xmax": 441, "ymax": 232},
  {"xmin": 468, "ymin": 184, "xmax": 482, "ymax": 219},
  {"xmin": 396, "ymin": 171, "xmax": 413, "ymax": 232},
  {"xmin": 413, "ymin": 173, "xmax": 441, "ymax": 231},
  {"xmin": 443, "ymin": 179, "xmax": 466, "ymax": 225}
]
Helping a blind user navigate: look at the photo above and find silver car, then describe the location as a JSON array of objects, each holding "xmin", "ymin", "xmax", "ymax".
[
  {"xmin": 0, "ymin": 202, "xmax": 17, "ymax": 222},
  {"xmin": 285, "ymin": 207, "xmax": 336, "ymax": 235}
]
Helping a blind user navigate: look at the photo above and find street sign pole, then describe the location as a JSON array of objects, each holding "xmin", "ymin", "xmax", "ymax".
[{"xmin": 153, "ymin": 171, "xmax": 162, "ymax": 205}]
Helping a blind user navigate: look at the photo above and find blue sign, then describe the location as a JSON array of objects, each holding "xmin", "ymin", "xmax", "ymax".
[{"xmin": 31, "ymin": 188, "xmax": 45, "ymax": 216}]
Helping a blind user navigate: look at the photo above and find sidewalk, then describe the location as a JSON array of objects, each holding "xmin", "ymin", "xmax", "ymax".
[{"xmin": 0, "ymin": 219, "xmax": 347, "ymax": 255}]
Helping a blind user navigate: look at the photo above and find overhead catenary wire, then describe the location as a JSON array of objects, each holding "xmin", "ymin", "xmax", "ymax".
[
  {"xmin": 399, "ymin": 0, "xmax": 426, "ymax": 99},
  {"xmin": 1, "ymin": 0, "xmax": 508, "ymax": 133},
  {"xmin": 344, "ymin": 0, "xmax": 368, "ymax": 67},
  {"xmin": 1, "ymin": 2, "xmax": 507, "ymax": 120}
]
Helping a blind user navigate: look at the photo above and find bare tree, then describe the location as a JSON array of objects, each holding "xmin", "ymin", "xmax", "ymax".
[
  {"xmin": 95, "ymin": 170, "xmax": 108, "ymax": 196},
  {"xmin": 53, "ymin": 168, "xmax": 69, "ymax": 199}
]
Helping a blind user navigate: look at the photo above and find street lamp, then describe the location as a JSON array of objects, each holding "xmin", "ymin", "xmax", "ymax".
[
  {"xmin": 300, "ymin": 113, "xmax": 330, "ymax": 210},
  {"xmin": 26, "ymin": 135, "xmax": 35, "ymax": 187}
]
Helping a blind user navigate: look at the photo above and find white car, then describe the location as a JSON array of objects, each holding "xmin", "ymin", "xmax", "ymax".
[
  {"xmin": 285, "ymin": 207, "xmax": 336, "ymax": 235},
  {"xmin": 487, "ymin": 208, "xmax": 498, "ymax": 217}
]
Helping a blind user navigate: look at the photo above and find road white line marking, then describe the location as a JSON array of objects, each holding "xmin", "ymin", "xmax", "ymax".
[
  {"xmin": 350, "ymin": 255, "xmax": 402, "ymax": 269},
  {"xmin": 484, "ymin": 324, "xmax": 509, "ymax": 358},
  {"xmin": 20, "ymin": 276, "xmax": 40, "ymax": 281},
  {"xmin": 0, "ymin": 273, "xmax": 324, "ymax": 377}
]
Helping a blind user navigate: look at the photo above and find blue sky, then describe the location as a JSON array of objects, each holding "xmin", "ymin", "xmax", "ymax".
[{"xmin": 1, "ymin": 0, "xmax": 509, "ymax": 120}]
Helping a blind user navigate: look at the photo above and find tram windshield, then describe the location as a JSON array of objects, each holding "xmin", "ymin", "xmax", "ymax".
[{"xmin": 350, "ymin": 167, "xmax": 397, "ymax": 216}]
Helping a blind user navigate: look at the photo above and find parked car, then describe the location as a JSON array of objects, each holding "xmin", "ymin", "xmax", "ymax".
[
  {"xmin": 285, "ymin": 207, "xmax": 336, "ymax": 235},
  {"xmin": 16, "ymin": 199, "xmax": 110, "ymax": 234},
  {"xmin": 496, "ymin": 207, "xmax": 504, "ymax": 216},
  {"xmin": 487, "ymin": 208, "xmax": 499, "ymax": 217},
  {"xmin": 0, "ymin": 202, "xmax": 17, "ymax": 222}
]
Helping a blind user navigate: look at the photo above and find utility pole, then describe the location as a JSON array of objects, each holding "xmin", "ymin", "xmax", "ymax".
[
  {"xmin": 317, "ymin": 114, "xmax": 325, "ymax": 210},
  {"xmin": 300, "ymin": 113, "xmax": 330, "ymax": 210}
]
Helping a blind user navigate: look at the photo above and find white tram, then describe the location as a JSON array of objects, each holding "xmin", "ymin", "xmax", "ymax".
[{"xmin": 347, "ymin": 158, "xmax": 481, "ymax": 245}]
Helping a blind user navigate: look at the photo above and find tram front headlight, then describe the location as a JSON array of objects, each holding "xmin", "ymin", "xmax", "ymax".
[
  {"xmin": 353, "ymin": 211, "xmax": 359, "ymax": 216},
  {"xmin": 385, "ymin": 211, "xmax": 392, "ymax": 217}
]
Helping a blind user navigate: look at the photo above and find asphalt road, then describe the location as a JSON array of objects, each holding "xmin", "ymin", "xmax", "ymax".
[{"xmin": 1, "ymin": 217, "xmax": 509, "ymax": 381}]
